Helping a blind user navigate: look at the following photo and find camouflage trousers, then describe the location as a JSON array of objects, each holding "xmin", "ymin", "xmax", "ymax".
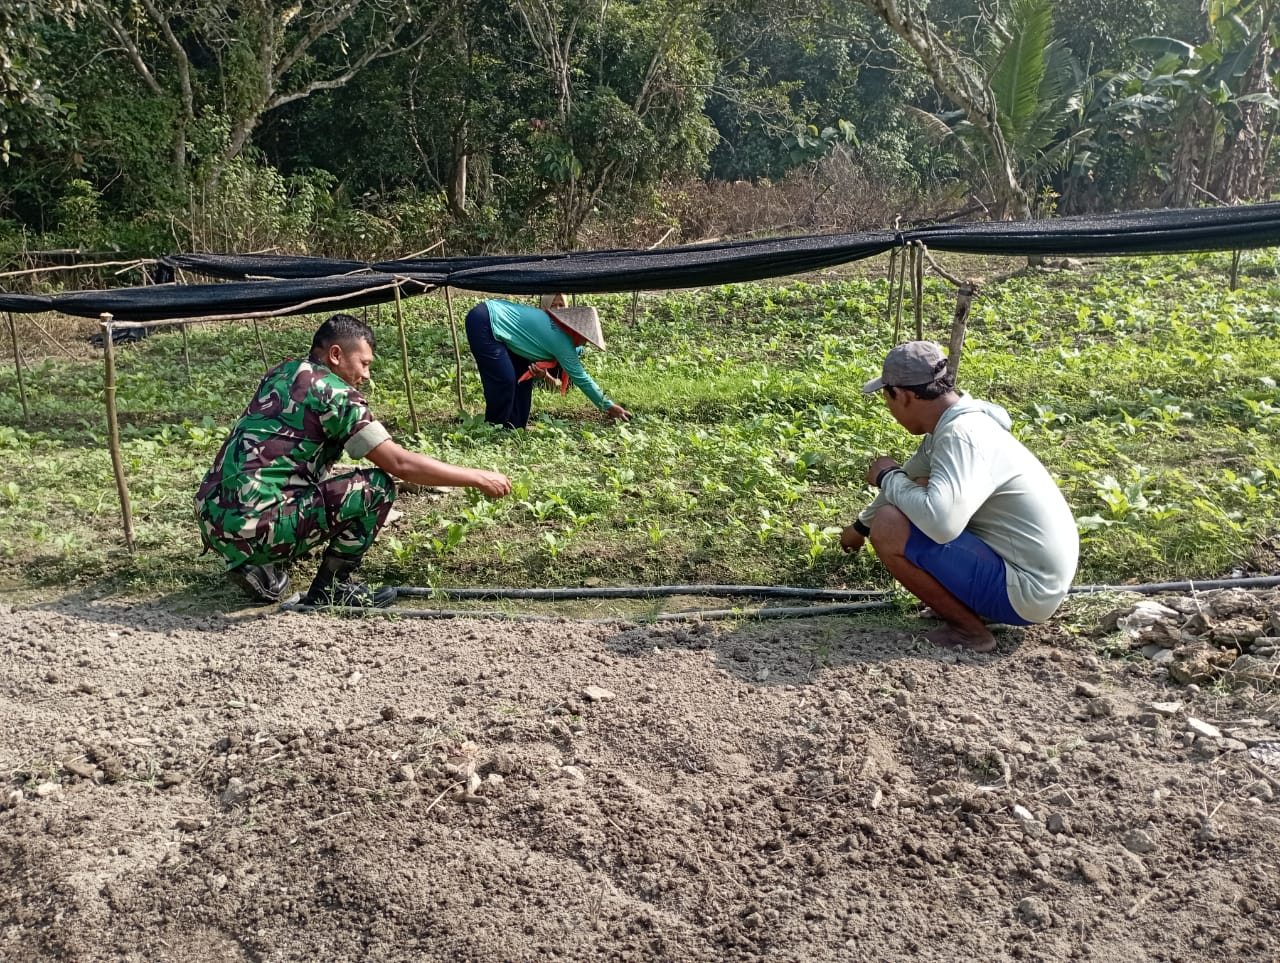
[{"xmin": 196, "ymin": 468, "xmax": 396, "ymax": 569}]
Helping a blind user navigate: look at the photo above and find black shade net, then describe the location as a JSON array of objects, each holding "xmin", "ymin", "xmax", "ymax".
[
  {"xmin": 36, "ymin": 276, "xmax": 432, "ymax": 323},
  {"xmin": 7, "ymin": 202, "xmax": 1280, "ymax": 321}
]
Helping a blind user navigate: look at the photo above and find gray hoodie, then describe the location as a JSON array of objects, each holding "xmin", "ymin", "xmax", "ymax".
[{"xmin": 858, "ymin": 395, "xmax": 1079, "ymax": 622}]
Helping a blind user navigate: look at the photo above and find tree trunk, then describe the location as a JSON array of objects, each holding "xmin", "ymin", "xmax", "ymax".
[{"xmin": 448, "ymin": 121, "xmax": 469, "ymax": 217}]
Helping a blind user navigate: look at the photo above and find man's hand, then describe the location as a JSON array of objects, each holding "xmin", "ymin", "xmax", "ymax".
[
  {"xmin": 606, "ymin": 403, "xmax": 632, "ymax": 422},
  {"xmin": 866, "ymin": 455, "xmax": 901, "ymax": 487},
  {"xmin": 470, "ymin": 470, "xmax": 512, "ymax": 498},
  {"xmin": 839, "ymin": 525, "xmax": 866, "ymax": 553}
]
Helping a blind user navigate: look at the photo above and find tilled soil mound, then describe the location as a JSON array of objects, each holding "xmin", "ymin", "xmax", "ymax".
[{"xmin": 2, "ymin": 598, "xmax": 1279, "ymax": 962}]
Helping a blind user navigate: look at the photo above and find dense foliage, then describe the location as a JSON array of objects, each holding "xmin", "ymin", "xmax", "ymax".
[{"xmin": 2, "ymin": 0, "xmax": 1278, "ymax": 257}]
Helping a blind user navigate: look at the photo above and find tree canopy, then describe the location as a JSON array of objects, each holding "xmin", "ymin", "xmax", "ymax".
[{"xmin": 1, "ymin": 0, "xmax": 1270, "ymax": 257}]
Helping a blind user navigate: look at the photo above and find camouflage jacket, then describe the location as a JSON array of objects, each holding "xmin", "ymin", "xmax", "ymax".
[{"xmin": 196, "ymin": 358, "xmax": 390, "ymax": 515}]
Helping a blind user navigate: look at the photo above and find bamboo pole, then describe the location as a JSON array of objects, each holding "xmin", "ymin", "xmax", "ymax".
[
  {"xmin": 946, "ymin": 281, "xmax": 981, "ymax": 383},
  {"xmin": 894, "ymin": 244, "xmax": 908, "ymax": 342},
  {"xmin": 885, "ymin": 248, "xmax": 898, "ymax": 331},
  {"xmin": 252, "ymin": 317, "xmax": 269, "ymax": 370},
  {"xmin": 26, "ymin": 313, "xmax": 77, "ymax": 360},
  {"xmin": 181, "ymin": 323, "xmax": 192, "ymax": 382},
  {"xmin": 443, "ymin": 285, "xmax": 465, "ymax": 414},
  {"xmin": 100, "ymin": 313, "xmax": 136, "ymax": 552},
  {"xmin": 0, "ymin": 258, "xmax": 150, "ymax": 281},
  {"xmin": 6, "ymin": 312, "xmax": 30, "ymax": 423},
  {"xmin": 913, "ymin": 242, "xmax": 925, "ymax": 340},
  {"xmin": 392, "ymin": 280, "xmax": 420, "ymax": 435}
]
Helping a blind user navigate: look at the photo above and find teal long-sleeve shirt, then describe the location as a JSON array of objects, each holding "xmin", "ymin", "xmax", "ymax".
[{"xmin": 485, "ymin": 299, "xmax": 612, "ymax": 410}]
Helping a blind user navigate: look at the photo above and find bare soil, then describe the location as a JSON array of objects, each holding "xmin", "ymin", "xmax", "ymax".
[{"xmin": 2, "ymin": 595, "xmax": 1279, "ymax": 963}]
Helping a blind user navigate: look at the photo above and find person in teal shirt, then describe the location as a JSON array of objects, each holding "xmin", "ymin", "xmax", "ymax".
[{"xmin": 464, "ymin": 294, "xmax": 632, "ymax": 428}]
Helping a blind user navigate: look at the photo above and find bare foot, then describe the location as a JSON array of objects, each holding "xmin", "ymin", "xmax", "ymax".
[{"xmin": 926, "ymin": 625, "xmax": 997, "ymax": 654}]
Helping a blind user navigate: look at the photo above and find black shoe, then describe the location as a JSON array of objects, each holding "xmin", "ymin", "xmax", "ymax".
[
  {"xmin": 227, "ymin": 562, "xmax": 291, "ymax": 603},
  {"xmin": 303, "ymin": 553, "xmax": 396, "ymax": 608}
]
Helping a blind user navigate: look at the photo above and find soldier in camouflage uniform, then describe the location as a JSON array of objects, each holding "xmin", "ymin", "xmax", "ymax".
[{"xmin": 196, "ymin": 313, "xmax": 511, "ymax": 606}]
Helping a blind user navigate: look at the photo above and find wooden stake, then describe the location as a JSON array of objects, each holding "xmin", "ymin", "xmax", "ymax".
[
  {"xmin": 946, "ymin": 281, "xmax": 981, "ymax": 383},
  {"xmin": 631, "ymin": 290, "xmax": 639, "ymax": 325},
  {"xmin": 252, "ymin": 317, "xmax": 269, "ymax": 370},
  {"xmin": 26, "ymin": 313, "xmax": 77, "ymax": 360},
  {"xmin": 181, "ymin": 322, "xmax": 192, "ymax": 383},
  {"xmin": 443, "ymin": 286, "xmax": 465, "ymax": 414},
  {"xmin": 913, "ymin": 242, "xmax": 925, "ymax": 340},
  {"xmin": 6, "ymin": 311, "xmax": 29, "ymax": 423},
  {"xmin": 885, "ymin": 248, "xmax": 898, "ymax": 331},
  {"xmin": 392, "ymin": 280, "xmax": 420, "ymax": 436},
  {"xmin": 894, "ymin": 244, "xmax": 908, "ymax": 342},
  {"xmin": 100, "ymin": 313, "xmax": 136, "ymax": 552},
  {"xmin": 1230, "ymin": 249, "xmax": 1241, "ymax": 291}
]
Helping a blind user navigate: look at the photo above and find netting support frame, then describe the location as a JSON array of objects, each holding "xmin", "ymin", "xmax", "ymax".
[{"xmin": 100, "ymin": 313, "xmax": 136, "ymax": 552}]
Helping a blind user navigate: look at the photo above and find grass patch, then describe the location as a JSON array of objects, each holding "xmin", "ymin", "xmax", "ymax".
[{"xmin": 1, "ymin": 251, "xmax": 1279, "ymax": 597}]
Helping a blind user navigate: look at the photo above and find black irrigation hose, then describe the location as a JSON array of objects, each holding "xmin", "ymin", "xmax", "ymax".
[
  {"xmin": 280, "ymin": 599, "xmax": 894, "ymax": 623},
  {"xmin": 395, "ymin": 584, "xmax": 890, "ymax": 601},
  {"xmin": 280, "ymin": 574, "xmax": 1280, "ymax": 622},
  {"xmin": 1070, "ymin": 575, "xmax": 1280, "ymax": 595}
]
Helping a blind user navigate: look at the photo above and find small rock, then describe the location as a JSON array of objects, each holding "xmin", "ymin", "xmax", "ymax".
[
  {"xmin": 1047, "ymin": 813, "xmax": 1071, "ymax": 835},
  {"xmin": 63, "ymin": 759, "xmax": 98, "ymax": 781},
  {"xmin": 176, "ymin": 817, "xmax": 209, "ymax": 832},
  {"xmin": 1150, "ymin": 701, "xmax": 1182, "ymax": 717},
  {"xmin": 1075, "ymin": 682, "xmax": 1102, "ymax": 699},
  {"xmin": 1048, "ymin": 790, "xmax": 1075, "ymax": 808},
  {"xmin": 1122, "ymin": 828, "xmax": 1156, "ymax": 854},
  {"xmin": 380, "ymin": 706, "xmax": 399, "ymax": 721},
  {"xmin": 1186, "ymin": 718, "xmax": 1222, "ymax": 740},
  {"xmin": 34, "ymin": 782, "xmax": 60, "ymax": 798},
  {"xmin": 1012, "ymin": 804, "xmax": 1037, "ymax": 828},
  {"xmin": 1086, "ymin": 697, "xmax": 1115, "ymax": 718},
  {"xmin": 396, "ymin": 765, "xmax": 416, "ymax": 783},
  {"xmin": 1077, "ymin": 859, "xmax": 1106, "ymax": 885},
  {"xmin": 582, "ymin": 685, "xmax": 616, "ymax": 703},
  {"xmin": 220, "ymin": 777, "xmax": 250, "ymax": 807},
  {"xmin": 560, "ymin": 765, "xmax": 586, "ymax": 786},
  {"xmin": 1017, "ymin": 896, "xmax": 1053, "ymax": 927},
  {"xmin": 159, "ymin": 772, "xmax": 185, "ymax": 789}
]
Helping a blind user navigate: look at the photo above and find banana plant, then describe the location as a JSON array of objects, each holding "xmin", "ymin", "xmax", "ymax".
[{"xmin": 1112, "ymin": 0, "xmax": 1280, "ymax": 205}]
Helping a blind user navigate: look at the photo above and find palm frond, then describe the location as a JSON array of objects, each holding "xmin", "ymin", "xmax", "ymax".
[{"xmin": 989, "ymin": 0, "xmax": 1054, "ymax": 141}]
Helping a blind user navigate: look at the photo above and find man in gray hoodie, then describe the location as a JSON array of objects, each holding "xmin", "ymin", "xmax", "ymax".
[{"xmin": 841, "ymin": 341, "xmax": 1079, "ymax": 652}]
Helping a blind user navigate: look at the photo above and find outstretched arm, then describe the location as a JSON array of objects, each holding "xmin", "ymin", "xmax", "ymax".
[{"xmin": 366, "ymin": 440, "xmax": 512, "ymax": 498}]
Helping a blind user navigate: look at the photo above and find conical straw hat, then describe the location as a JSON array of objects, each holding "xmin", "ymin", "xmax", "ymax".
[{"xmin": 546, "ymin": 306, "xmax": 606, "ymax": 350}]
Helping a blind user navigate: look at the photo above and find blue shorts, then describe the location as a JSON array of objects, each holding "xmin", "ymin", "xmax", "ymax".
[{"xmin": 904, "ymin": 523, "xmax": 1031, "ymax": 626}]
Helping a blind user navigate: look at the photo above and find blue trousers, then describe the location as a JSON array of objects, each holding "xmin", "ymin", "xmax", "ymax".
[{"xmin": 465, "ymin": 303, "xmax": 535, "ymax": 428}]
